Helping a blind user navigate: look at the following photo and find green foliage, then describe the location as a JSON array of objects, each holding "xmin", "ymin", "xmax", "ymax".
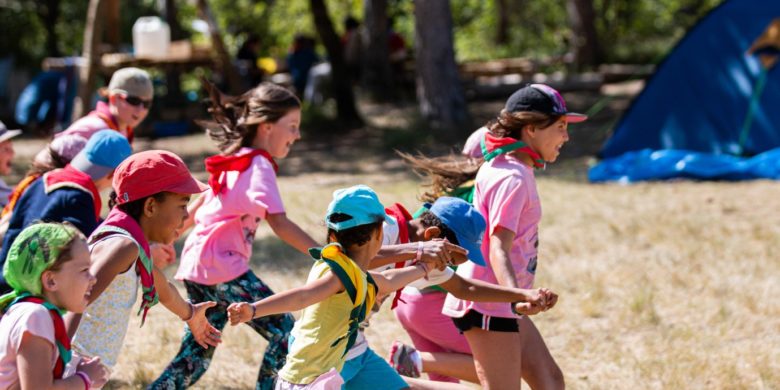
[{"xmin": 1, "ymin": 0, "xmax": 724, "ymax": 73}]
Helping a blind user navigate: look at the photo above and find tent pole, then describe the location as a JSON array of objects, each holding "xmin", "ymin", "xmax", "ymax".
[{"xmin": 737, "ymin": 67, "xmax": 769, "ymax": 156}]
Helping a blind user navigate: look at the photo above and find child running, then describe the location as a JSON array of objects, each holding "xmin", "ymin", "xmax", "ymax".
[
  {"xmin": 64, "ymin": 150, "xmax": 221, "ymax": 373},
  {"xmin": 0, "ymin": 223, "xmax": 109, "ymax": 389},
  {"xmin": 400, "ymin": 84, "xmax": 585, "ymax": 388},
  {"xmin": 150, "ymin": 80, "xmax": 320, "ymax": 390},
  {"xmin": 342, "ymin": 196, "xmax": 556, "ymax": 389},
  {"xmin": 227, "ymin": 185, "xmax": 438, "ymax": 389}
]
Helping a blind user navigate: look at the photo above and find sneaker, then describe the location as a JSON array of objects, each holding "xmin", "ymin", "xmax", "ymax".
[{"xmin": 387, "ymin": 340, "xmax": 421, "ymax": 378}]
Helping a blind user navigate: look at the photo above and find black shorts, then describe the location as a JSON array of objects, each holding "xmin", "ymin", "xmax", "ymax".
[{"xmin": 451, "ymin": 309, "xmax": 520, "ymax": 333}]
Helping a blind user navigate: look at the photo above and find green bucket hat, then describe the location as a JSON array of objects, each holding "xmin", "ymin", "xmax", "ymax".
[{"xmin": 0, "ymin": 223, "xmax": 81, "ymax": 310}]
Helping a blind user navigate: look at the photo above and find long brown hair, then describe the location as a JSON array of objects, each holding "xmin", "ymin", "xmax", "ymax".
[
  {"xmin": 199, "ymin": 80, "xmax": 301, "ymax": 155},
  {"xmin": 401, "ymin": 110, "xmax": 557, "ymax": 202}
]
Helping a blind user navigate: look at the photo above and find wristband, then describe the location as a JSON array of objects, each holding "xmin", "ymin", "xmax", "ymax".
[
  {"xmin": 250, "ymin": 303, "xmax": 257, "ymax": 320},
  {"xmin": 182, "ymin": 300, "xmax": 195, "ymax": 321},
  {"xmin": 75, "ymin": 371, "xmax": 91, "ymax": 390},
  {"xmin": 415, "ymin": 241, "xmax": 423, "ymax": 262}
]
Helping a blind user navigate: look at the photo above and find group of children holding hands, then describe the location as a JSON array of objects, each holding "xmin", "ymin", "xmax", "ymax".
[{"xmin": 0, "ymin": 65, "xmax": 585, "ymax": 389}]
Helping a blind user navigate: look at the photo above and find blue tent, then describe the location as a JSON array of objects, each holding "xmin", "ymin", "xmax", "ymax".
[{"xmin": 590, "ymin": 0, "xmax": 780, "ymax": 183}]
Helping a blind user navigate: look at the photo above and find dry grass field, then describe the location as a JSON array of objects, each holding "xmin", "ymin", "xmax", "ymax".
[{"xmin": 9, "ymin": 88, "xmax": 779, "ymax": 389}]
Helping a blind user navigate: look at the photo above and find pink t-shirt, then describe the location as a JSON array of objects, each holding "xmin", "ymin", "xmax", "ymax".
[
  {"xmin": 0, "ymin": 302, "xmax": 58, "ymax": 389},
  {"xmin": 443, "ymin": 153, "xmax": 541, "ymax": 319},
  {"xmin": 462, "ymin": 127, "xmax": 488, "ymax": 158},
  {"xmin": 175, "ymin": 148, "xmax": 285, "ymax": 285}
]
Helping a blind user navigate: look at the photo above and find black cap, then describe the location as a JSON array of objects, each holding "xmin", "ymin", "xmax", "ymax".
[{"xmin": 504, "ymin": 84, "xmax": 587, "ymax": 123}]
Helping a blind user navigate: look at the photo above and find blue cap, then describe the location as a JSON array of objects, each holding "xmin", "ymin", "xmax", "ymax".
[
  {"xmin": 70, "ymin": 130, "xmax": 132, "ymax": 180},
  {"xmin": 326, "ymin": 185, "xmax": 395, "ymax": 231},
  {"xmin": 428, "ymin": 197, "xmax": 487, "ymax": 266}
]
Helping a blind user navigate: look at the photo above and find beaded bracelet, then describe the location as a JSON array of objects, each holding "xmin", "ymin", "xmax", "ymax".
[{"xmin": 75, "ymin": 371, "xmax": 91, "ymax": 390}]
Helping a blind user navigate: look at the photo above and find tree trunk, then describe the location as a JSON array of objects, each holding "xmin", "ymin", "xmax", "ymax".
[
  {"xmin": 196, "ymin": 0, "xmax": 242, "ymax": 94},
  {"xmin": 414, "ymin": 0, "xmax": 470, "ymax": 134},
  {"xmin": 309, "ymin": 0, "xmax": 363, "ymax": 127},
  {"xmin": 38, "ymin": 0, "xmax": 61, "ymax": 57},
  {"xmin": 163, "ymin": 0, "xmax": 183, "ymax": 103},
  {"xmin": 362, "ymin": 0, "xmax": 394, "ymax": 100},
  {"xmin": 566, "ymin": 0, "xmax": 602, "ymax": 69},
  {"xmin": 75, "ymin": 0, "xmax": 106, "ymax": 120},
  {"xmin": 495, "ymin": 0, "xmax": 509, "ymax": 45},
  {"xmin": 105, "ymin": 0, "xmax": 120, "ymax": 50}
]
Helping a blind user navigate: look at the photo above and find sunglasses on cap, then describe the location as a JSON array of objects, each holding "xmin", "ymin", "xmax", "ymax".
[{"xmin": 122, "ymin": 95, "xmax": 152, "ymax": 109}]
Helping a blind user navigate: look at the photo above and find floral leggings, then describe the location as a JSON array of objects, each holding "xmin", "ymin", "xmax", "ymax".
[{"xmin": 149, "ymin": 271, "xmax": 294, "ymax": 390}]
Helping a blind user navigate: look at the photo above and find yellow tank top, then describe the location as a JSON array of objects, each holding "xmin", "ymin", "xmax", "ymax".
[{"xmin": 278, "ymin": 244, "xmax": 377, "ymax": 385}]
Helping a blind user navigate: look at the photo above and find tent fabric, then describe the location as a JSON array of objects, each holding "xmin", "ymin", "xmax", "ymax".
[
  {"xmin": 592, "ymin": 0, "xmax": 780, "ymax": 183},
  {"xmin": 589, "ymin": 147, "xmax": 780, "ymax": 183}
]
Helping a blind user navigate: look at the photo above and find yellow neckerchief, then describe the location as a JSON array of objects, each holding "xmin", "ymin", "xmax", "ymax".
[{"xmin": 308, "ymin": 243, "xmax": 377, "ymax": 354}]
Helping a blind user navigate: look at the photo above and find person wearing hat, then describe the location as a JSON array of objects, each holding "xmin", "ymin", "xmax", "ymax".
[
  {"xmin": 339, "ymin": 196, "xmax": 556, "ymax": 389},
  {"xmin": 64, "ymin": 150, "xmax": 222, "ymax": 373},
  {"xmin": 0, "ymin": 134, "xmax": 88, "ymax": 223},
  {"xmin": 0, "ymin": 129, "xmax": 132, "ymax": 293},
  {"xmin": 0, "ymin": 223, "xmax": 109, "ymax": 390},
  {"xmin": 226, "ymin": 185, "xmax": 440, "ymax": 389},
  {"xmin": 430, "ymin": 83, "xmax": 586, "ymax": 389},
  {"xmin": 58, "ymin": 67, "xmax": 153, "ymax": 145},
  {"xmin": 0, "ymin": 121, "xmax": 23, "ymax": 208}
]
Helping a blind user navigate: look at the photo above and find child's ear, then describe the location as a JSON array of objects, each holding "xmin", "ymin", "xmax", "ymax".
[
  {"xmin": 41, "ymin": 270, "xmax": 58, "ymax": 292},
  {"xmin": 143, "ymin": 196, "xmax": 157, "ymax": 217},
  {"xmin": 423, "ymin": 226, "xmax": 441, "ymax": 241},
  {"xmin": 523, "ymin": 124, "xmax": 536, "ymax": 138}
]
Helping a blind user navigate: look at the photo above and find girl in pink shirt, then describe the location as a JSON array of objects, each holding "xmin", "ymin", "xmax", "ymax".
[
  {"xmin": 402, "ymin": 84, "xmax": 585, "ymax": 388},
  {"xmin": 152, "ymin": 81, "xmax": 320, "ymax": 390}
]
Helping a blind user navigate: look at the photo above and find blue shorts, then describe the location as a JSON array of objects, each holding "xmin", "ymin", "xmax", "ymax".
[{"xmin": 341, "ymin": 348, "xmax": 408, "ymax": 390}]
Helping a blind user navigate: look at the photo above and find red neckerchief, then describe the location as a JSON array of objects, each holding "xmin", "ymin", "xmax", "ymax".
[
  {"xmin": 1, "ymin": 173, "xmax": 41, "ymax": 218},
  {"xmin": 385, "ymin": 203, "xmax": 412, "ymax": 309},
  {"xmin": 12, "ymin": 296, "xmax": 71, "ymax": 379},
  {"xmin": 204, "ymin": 149, "xmax": 277, "ymax": 195},
  {"xmin": 90, "ymin": 101, "xmax": 134, "ymax": 144},
  {"xmin": 483, "ymin": 132, "xmax": 545, "ymax": 168},
  {"xmin": 91, "ymin": 207, "xmax": 157, "ymax": 324},
  {"xmin": 43, "ymin": 165, "xmax": 101, "ymax": 221}
]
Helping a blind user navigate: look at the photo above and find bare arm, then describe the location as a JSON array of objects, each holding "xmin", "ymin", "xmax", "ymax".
[
  {"xmin": 227, "ymin": 271, "xmax": 343, "ymax": 324},
  {"xmin": 17, "ymin": 333, "xmax": 108, "ymax": 389},
  {"xmin": 372, "ymin": 239, "xmax": 469, "ymax": 269},
  {"xmin": 63, "ymin": 237, "xmax": 138, "ymax": 337},
  {"xmin": 439, "ymin": 273, "xmax": 538, "ymax": 302},
  {"xmin": 151, "ymin": 265, "xmax": 221, "ymax": 348},
  {"xmin": 489, "ymin": 227, "xmax": 520, "ymax": 289},
  {"xmin": 370, "ymin": 264, "xmax": 429, "ymax": 295},
  {"xmin": 266, "ymin": 212, "xmax": 319, "ymax": 254}
]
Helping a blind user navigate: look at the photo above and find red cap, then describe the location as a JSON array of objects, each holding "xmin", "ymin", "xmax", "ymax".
[{"xmin": 113, "ymin": 150, "xmax": 208, "ymax": 204}]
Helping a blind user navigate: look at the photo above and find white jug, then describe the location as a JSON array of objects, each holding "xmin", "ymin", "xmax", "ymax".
[{"xmin": 132, "ymin": 16, "xmax": 171, "ymax": 59}]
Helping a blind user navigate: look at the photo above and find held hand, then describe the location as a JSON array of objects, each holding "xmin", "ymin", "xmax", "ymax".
[
  {"xmin": 227, "ymin": 302, "xmax": 254, "ymax": 325},
  {"xmin": 419, "ymin": 239, "xmax": 469, "ymax": 270},
  {"xmin": 539, "ymin": 288, "xmax": 558, "ymax": 311},
  {"xmin": 513, "ymin": 301, "xmax": 545, "ymax": 316},
  {"xmin": 149, "ymin": 242, "xmax": 176, "ymax": 269},
  {"xmin": 77, "ymin": 356, "xmax": 109, "ymax": 388},
  {"xmin": 186, "ymin": 301, "xmax": 222, "ymax": 349}
]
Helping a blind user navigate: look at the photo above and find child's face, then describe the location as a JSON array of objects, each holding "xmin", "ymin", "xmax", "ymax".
[
  {"xmin": 258, "ymin": 109, "xmax": 302, "ymax": 159},
  {"xmin": 45, "ymin": 239, "xmax": 95, "ymax": 313},
  {"xmin": 111, "ymin": 93, "xmax": 151, "ymax": 129},
  {"xmin": 526, "ymin": 117, "xmax": 570, "ymax": 163},
  {"xmin": 0, "ymin": 140, "xmax": 14, "ymax": 176},
  {"xmin": 144, "ymin": 193, "xmax": 191, "ymax": 244}
]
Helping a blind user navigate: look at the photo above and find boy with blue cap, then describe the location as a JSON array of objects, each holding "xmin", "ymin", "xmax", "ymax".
[
  {"xmin": 227, "ymin": 185, "xmax": 442, "ymax": 389},
  {"xmin": 0, "ymin": 129, "xmax": 132, "ymax": 293},
  {"xmin": 339, "ymin": 196, "xmax": 557, "ymax": 388}
]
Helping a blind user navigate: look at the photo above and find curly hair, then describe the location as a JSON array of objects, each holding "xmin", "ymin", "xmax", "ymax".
[
  {"xmin": 108, "ymin": 190, "xmax": 168, "ymax": 222},
  {"xmin": 198, "ymin": 79, "xmax": 301, "ymax": 155},
  {"xmin": 418, "ymin": 211, "xmax": 460, "ymax": 245}
]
